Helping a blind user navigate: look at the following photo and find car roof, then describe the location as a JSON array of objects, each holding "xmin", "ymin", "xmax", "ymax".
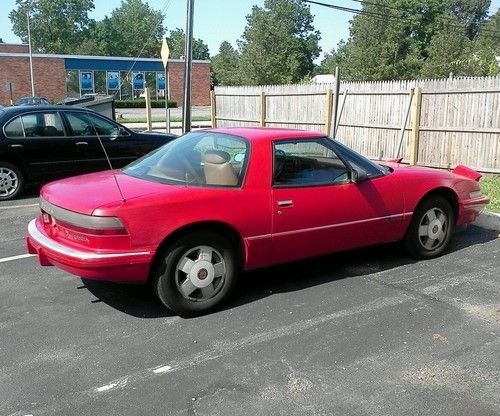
[
  {"xmin": 0, "ymin": 105, "xmax": 97, "ymax": 117},
  {"xmin": 208, "ymin": 127, "xmax": 325, "ymax": 142}
]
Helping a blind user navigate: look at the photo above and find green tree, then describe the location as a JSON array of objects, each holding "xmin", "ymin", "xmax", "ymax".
[
  {"xmin": 237, "ymin": 0, "xmax": 321, "ymax": 85},
  {"xmin": 318, "ymin": 0, "xmax": 492, "ymax": 80},
  {"xmin": 9, "ymin": 0, "xmax": 95, "ymax": 54},
  {"xmin": 166, "ymin": 28, "xmax": 210, "ymax": 60},
  {"xmin": 81, "ymin": 0, "xmax": 165, "ymax": 58},
  {"xmin": 211, "ymin": 41, "xmax": 241, "ymax": 86},
  {"xmin": 469, "ymin": 10, "xmax": 500, "ymax": 75}
]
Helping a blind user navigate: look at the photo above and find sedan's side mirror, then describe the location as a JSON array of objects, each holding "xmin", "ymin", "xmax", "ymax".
[
  {"xmin": 119, "ymin": 127, "xmax": 130, "ymax": 136},
  {"xmin": 351, "ymin": 168, "xmax": 369, "ymax": 183}
]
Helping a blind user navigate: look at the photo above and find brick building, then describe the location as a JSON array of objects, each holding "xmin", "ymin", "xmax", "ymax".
[{"xmin": 0, "ymin": 43, "xmax": 211, "ymax": 107}]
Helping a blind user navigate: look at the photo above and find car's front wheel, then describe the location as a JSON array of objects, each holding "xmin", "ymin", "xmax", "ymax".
[
  {"xmin": 404, "ymin": 195, "xmax": 454, "ymax": 259},
  {"xmin": 152, "ymin": 231, "xmax": 238, "ymax": 316},
  {"xmin": 0, "ymin": 162, "xmax": 23, "ymax": 201}
]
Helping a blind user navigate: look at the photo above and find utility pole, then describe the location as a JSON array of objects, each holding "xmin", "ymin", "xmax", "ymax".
[{"xmin": 182, "ymin": 0, "xmax": 194, "ymax": 133}]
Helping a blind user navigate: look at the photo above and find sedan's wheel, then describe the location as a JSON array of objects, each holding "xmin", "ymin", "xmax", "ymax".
[
  {"xmin": 404, "ymin": 196, "xmax": 454, "ymax": 259},
  {"xmin": 0, "ymin": 162, "xmax": 23, "ymax": 201},
  {"xmin": 152, "ymin": 231, "xmax": 238, "ymax": 316}
]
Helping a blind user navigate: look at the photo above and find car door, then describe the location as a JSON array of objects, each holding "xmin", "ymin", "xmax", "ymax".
[
  {"xmin": 271, "ymin": 138, "xmax": 405, "ymax": 265},
  {"xmin": 3, "ymin": 111, "xmax": 78, "ymax": 181},
  {"xmin": 63, "ymin": 111, "xmax": 144, "ymax": 171},
  {"xmin": 62, "ymin": 110, "xmax": 114, "ymax": 173}
]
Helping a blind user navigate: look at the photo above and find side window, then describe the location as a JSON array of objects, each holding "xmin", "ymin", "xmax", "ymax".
[
  {"xmin": 66, "ymin": 112, "xmax": 119, "ymax": 136},
  {"xmin": 273, "ymin": 139, "xmax": 349, "ymax": 187},
  {"xmin": 10, "ymin": 113, "xmax": 65, "ymax": 138},
  {"xmin": 4, "ymin": 117, "xmax": 24, "ymax": 137}
]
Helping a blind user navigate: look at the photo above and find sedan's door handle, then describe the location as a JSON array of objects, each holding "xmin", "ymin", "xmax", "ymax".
[
  {"xmin": 76, "ymin": 141, "xmax": 88, "ymax": 145},
  {"xmin": 8, "ymin": 144, "xmax": 23, "ymax": 148},
  {"xmin": 277, "ymin": 200, "xmax": 293, "ymax": 207}
]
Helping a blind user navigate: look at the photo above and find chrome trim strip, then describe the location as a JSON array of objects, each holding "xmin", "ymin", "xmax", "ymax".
[
  {"xmin": 28, "ymin": 219, "xmax": 150, "ymax": 261},
  {"xmin": 39, "ymin": 198, "xmax": 124, "ymax": 230},
  {"xmin": 247, "ymin": 213, "xmax": 410, "ymax": 241}
]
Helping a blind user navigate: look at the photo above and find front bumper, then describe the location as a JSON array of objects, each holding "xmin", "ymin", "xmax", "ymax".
[{"xmin": 26, "ymin": 218, "xmax": 154, "ymax": 283}]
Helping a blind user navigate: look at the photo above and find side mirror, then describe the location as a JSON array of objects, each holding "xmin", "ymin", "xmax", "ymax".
[
  {"xmin": 119, "ymin": 127, "xmax": 129, "ymax": 136},
  {"xmin": 351, "ymin": 168, "xmax": 369, "ymax": 183}
]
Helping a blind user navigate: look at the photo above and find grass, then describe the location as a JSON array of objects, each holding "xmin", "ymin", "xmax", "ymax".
[
  {"xmin": 119, "ymin": 115, "xmax": 211, "ymax": 124},
  {"xmin": 480, "ymin": 177, "xmax": 500, "ymax": 213}
]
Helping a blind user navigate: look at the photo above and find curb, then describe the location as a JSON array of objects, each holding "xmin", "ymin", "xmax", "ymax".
[{"xmin": 473, "ymin": 210, "xmax": 500, "ymax": 232}]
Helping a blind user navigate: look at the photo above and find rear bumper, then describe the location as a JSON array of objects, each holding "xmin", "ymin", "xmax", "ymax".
[
  {"xmin": 26, "ymin": 218, "xmax": 153, "ymax": 283},
  {"xmin": 457, "ymin": 195, "xmax": 490, "ymax": 225}
]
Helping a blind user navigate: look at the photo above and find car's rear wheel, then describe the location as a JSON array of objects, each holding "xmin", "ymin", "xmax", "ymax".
[
  {"xmin": 0, "ymin": 162, "xmax": 23, "ymax": 201},
  {"xmin": 404, "ymin": 195, "xmax": 454, "ymax": 259},
  {"xmin": 152, "ymin": 231, "xmax": 238, "ymax": 316}
]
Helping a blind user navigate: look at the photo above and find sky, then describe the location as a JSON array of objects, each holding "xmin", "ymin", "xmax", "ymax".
[{"xmin": 0, "ymin": 0, "xmax": 499, "ymax": 61}]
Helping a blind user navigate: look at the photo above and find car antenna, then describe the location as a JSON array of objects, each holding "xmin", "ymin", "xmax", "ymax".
[{"xmin": 85, "ymin": 109, "xmax": 126, "ymax": 203}]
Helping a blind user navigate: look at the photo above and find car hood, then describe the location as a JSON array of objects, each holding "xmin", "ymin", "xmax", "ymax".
[{"xmin": 40, "ymin": 170, "xmax": 177, "ymax": 215}]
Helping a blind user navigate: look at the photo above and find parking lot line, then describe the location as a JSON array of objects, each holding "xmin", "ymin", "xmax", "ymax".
[
  {"xmin": 0, "ymin": 203, "xmax": 39, "ymax": 210},
  {"xmin": 0, "ymin": 253, "xmax": 36, "ymax": 264}
]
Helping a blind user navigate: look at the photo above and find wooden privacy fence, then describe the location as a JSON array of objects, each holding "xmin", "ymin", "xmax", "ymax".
[{"xmin": 212, "ymin": 77, "xmax": 500, "ymax": 173}]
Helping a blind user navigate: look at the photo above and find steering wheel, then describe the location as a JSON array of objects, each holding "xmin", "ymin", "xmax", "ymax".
[
  {"xmin": 274, "ymin": 149, "xmax": 287, "ymax": 178},
  {"xmin": 83, "ymin": 125, "xmax": 96, "ymax": 136}
]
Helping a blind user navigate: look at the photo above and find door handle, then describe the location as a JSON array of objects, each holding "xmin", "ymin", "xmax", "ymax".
[
  {"xmin": 277, "ymin": 200, "xmax": 293, "ymax": 207},
  {"xmin": 76, "ymin": 141, "xmax": 88, "ymax": 145},
  {"xmin": 8, "ymin": 144, "xmax": 23, "ymax": 148}
]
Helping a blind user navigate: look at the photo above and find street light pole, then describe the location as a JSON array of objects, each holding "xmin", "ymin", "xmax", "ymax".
[
  {"xmin": 182, "ymin": 0, "xmax": 194, "ymax": 133},
  {"xmin": 26, "ymin": 6, "xmax": 35, "ymax": 97},
  {"xmin": 20, "ymin": 0, "xmax": 38, "ymax": 97}
]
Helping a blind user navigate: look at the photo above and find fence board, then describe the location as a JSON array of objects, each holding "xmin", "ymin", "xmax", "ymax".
[{"xmin": 214, "ymin": 76, "xmax": 500, "ymax": 173}]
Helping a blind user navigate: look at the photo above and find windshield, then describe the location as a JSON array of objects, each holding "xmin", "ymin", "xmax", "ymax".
[{"xmin": 123, "ymin": 131, "xmax": 250, "ymax": 187}]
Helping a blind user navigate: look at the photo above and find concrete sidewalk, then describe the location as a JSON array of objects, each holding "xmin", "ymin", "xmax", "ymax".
[{"xmin": 125, "ymin": 120, "xmax": 213, "ymax": 134}]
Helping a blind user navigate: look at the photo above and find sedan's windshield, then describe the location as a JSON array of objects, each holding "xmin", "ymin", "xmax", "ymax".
[{"xmin": 122, "ymin": 131, "xmax": 249, "ymax": 187}]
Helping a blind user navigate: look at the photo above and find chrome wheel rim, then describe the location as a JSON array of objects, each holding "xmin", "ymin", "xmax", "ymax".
[
  {"xmin": 0, "ymin": 167, "xmax": 19, "ymax": 197},
  {"xmin": 175, "ymin": 245, "xmax": 226, "ymax": 301},
  {"xmin": 418, "ymin": 207, "xmax": 448, "ymax": 251}
]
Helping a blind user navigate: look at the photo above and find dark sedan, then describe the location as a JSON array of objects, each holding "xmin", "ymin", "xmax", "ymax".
[{"xmin": 0, "ymin": 105, "xmax": 176, "ymax": 200}]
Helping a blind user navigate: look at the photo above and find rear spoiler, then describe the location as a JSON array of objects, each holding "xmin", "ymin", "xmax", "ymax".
[{"xmin": 452, "ymin": 165, "xmax": 482, "ymax": 181}]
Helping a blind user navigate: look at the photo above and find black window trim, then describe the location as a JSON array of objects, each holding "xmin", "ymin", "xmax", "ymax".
[
  {"xmin": 3, "ymin": 110, "xmax": 67, "ymax": 139},
  {"xmin": 62, "ymin": 110, "xmax": 129, "ymax": 138}
]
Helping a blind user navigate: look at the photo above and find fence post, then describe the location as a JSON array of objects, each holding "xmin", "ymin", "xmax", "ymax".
[
  {"xmin": 260, "ymin": 91, "xmax": 266, "ymax": 127},
  {"xmin": 145, "ymin": 86, "xmax": 152, "ymax": 132},
  {"xmin": 324, "ymin": 89, "xmax": 333, "ymax": 135},
  {"xmin": 409, "ymin": 87, "xmax": 422, "ymax": 165},
  {"xmin": 210, "ymin": 90, "xmax": 217, "ymax": 128}
]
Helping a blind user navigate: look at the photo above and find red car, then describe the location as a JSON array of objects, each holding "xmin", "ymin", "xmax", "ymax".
[{"xmin": 26, "ymin": 128, "xmax": 489, "ymax": 315}]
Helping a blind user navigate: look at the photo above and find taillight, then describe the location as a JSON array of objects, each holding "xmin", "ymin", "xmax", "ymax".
[{"xmin": 55, "ymin": 218, "xmax": 128, "ymax": 236}]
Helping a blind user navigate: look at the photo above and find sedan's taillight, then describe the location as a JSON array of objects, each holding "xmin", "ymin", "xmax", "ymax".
[{"xmin": 55, "ymin": 218, "xmax": 128, "ymax": 236}]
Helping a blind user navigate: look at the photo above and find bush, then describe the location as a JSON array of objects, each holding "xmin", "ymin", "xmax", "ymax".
[{"xmin": 115, "ymin": 99, "xmax": 177, "ymax": 109}]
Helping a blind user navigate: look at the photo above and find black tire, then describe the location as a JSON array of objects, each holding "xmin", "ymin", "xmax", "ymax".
[
  {"xmin": 152, "ymin": 231, "xmax": 238, "ymax": 316},
  {"xmin": 0, "ymin": 161, "xmax": 24, "ymax": 201},
  {"xmin": 404, "ymin": 195, "xmax": 454, "ymax": 259}
]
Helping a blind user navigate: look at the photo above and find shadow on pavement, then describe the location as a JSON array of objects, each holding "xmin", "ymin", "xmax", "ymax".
[
  {"xmin": 81, "ymin": 279, "xmax": 175, "ymax": 319},
  {"xmin": 81, "ymin": 226, "xmax": 498, "ymax": 318}
]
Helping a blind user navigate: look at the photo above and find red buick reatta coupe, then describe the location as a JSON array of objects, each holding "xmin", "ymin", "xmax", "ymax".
[{"xmin": 27, "ymin": 128, "xmax": 489, "ymax": 315}]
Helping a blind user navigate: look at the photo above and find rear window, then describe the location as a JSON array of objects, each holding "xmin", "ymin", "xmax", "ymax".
[{"xmin": 123, "ymin": 131, "xmax": 249, "ymax": 187}]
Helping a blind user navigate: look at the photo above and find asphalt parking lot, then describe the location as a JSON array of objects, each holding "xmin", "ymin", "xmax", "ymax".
[{"xmin": 1, "ymin": 195, "xmax": 499, "ymax": 416}]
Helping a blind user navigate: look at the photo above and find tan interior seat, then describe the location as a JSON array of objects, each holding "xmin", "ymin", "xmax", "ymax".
[{"xmin": 203, "ymin": 150, "xmax": 238, "ymax": 186}]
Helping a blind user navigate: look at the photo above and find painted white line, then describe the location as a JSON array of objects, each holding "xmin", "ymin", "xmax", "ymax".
[
  {"xmin": 0, "ymin": 203, "xmax": 39, "ymax": 210},
  {"xmin": 91, "ymin": 293, "xmax": 414, "ymax": 396},
  {"xmin": 0, "ymin": 253, "xmax": 36, "ymax": 264},
  {"xmin": 95, "ymin": 377, "xmax": 128, "ymax": 393},
  {"xmin": 153, "ymin": 365, "xmax": 172, "ymax": 374}
]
